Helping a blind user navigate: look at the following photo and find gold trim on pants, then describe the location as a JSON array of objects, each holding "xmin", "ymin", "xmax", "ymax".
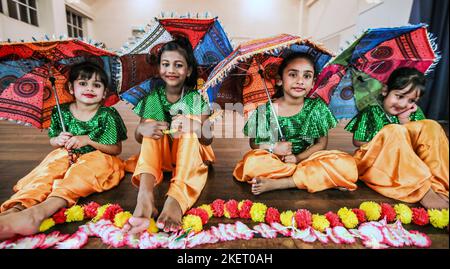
[
  {"xmin": 1, "ymin": 148, "xmax": 125, "ymax": 212},
  {"xmin": 130, "ymin": 133, "xmax": 215, "ymax": 214},
  {"xmin": 233, "ymin": 149, "xmax": 358, "ymax": 192},
  {"xmin": 353, "ymin": 119, "xmax": 449, "ymax": 203}
]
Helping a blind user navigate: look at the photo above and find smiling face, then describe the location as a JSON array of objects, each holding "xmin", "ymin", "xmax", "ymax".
[
  {"xmin": 159, "ymin": 50, "xmax": 192, "ymax": 91},
  {"xmin": 70, "ymin": 73, "xmax": 106, "ymax": 105},
  {"xmin": 382, "ymin": 83, "xmax": 421, "ymax": 116},
  {"xmin": 280, "ymin": 57, "xmax": 315, "ymax": 99}
]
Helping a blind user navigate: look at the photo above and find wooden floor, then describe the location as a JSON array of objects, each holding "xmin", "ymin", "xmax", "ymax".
[{"xmin": 0, "ymin": 102, "xmax": 448, "ymax": 249}]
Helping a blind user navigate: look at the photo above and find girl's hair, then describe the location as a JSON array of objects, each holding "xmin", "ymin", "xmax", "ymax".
[
  {"xmin": 69, "ymin": 61, "xmax": 109, "ymax": 90},
  {"xmin": 386, "ymin": 67, "xmax": 426, "ymax": 97},
  {"xmin": 157, "ymin": 37, "xmax": 198, "ymax": 89},
  {"xmin": 272, "ymin": 52, "xmax": 317, "ymax": 99}
]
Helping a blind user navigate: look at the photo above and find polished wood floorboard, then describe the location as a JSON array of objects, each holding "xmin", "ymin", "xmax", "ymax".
[{"xmin": 0, "ymin": 102, "xmax": 448, "ymax": 249}]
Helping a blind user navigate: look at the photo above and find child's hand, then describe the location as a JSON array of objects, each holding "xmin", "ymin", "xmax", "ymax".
[
  {"xmin": 282, "ymin": 154, "xmax": 297, "ymax": 164},
  {"xmin": 397, "ymin": 103, "xmax": 418, "ymax": 119},
  {"xmin": 273, "ymin": 141, "xmax": 292, "ymax": 156},
  {"xmin": 53, "ymin": 132, "xmax": 73, "ymax": 147},
  {"xmin": 171, "ymin": 115, "xmax": 201, "ymax": 137},
  {"xmin": 65, "ymin": 135, "xmax": 91, "ymax": 150},
  {"xmin": 139, "ymin": 121, "xmax": 169, "ymax": 140}
]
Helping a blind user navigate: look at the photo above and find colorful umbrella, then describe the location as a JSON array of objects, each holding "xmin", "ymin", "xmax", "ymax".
[
  {"xmin": 119, "ymin": 15, "xmax": 234, "ymax": 106},
  {"xmin": 309, "ymin": 24, "xmax": 439, "ymax": 120},
  {"xmin": 199, "ymin": 34, "xmax": 333, "ymax": 139},
  {"xmin": 0, "ymin": 38, "xmax": 121, "ymax": 129},
  {"xmin": 200, "ymin": 34, "xmax": 334, "ymax": 113}
]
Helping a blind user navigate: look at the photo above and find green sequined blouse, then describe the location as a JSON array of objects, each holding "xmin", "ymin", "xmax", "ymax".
[
  {"xmin": 244, "ymin": 98, "xmax": 338, "ymax": 155},
  {"xmin": 345, "ymin": 104, "xmax": 426, "ymax": 142},
  {"xmin": 48, "ymin": 103, "xmax": 128, "ymax": 154},
  {"xmin": 133, "ymin": 86, "xmax": 210, "ymax": 122}
]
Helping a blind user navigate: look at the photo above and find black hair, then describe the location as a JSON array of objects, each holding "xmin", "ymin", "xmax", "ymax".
[
  {"xmin": 272, "ymin": 52, "xmax": 317, "ymax": 99},
  {"xmin": 157, "ymin": 37, "xmax": 198, "ymax": 89},
  {"xmin": 385, "ymin": 67, "xmax": 426, "ymax": 97},
  {"xmin": 69, "ymin": 61, "xmax": 109, "ymax": 90}
]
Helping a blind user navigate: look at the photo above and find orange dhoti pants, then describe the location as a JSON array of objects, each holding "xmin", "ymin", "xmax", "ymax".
[
  {"xmin": 1, "ymin": 148, "xmax": 125, "ymax": 212},
  {"xmin": 233, "ymin": 149, "xmax": 358, "ymax": 192},
  {"xmin": 353, "ymin": 119, "xmax": 449, "ymax": 203},
  {"xmin": 129, "ymin": 133, "xmax": 215, "ymax": 214}
]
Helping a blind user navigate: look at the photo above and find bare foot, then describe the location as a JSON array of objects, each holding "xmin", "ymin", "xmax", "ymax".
[
  {"xmin": 123, "ymin": 191, "xmax": 158, "ymax": 234},
  {"xmin": 157, "ymin": 196, "xmax": 183, "ymax": 233},
  {"xmin": 124, "ymin": 173, "xmax": 159, "ymax": 234},
  {"xmin": 0, "ymin": 206, "xmax": 44, "ymax": 240},
  {"xmin": 420, "ymin": 188, "xmax": 449, "ymax": 210},
  {"xmin": 249, "ymin": 177, "xmax": 296, "ymax": 195},
  {"xmin": 0, "ymin": 204, "xmax": 25, "ymax": 217}
]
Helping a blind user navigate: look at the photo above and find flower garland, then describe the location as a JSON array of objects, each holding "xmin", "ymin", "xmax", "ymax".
[
  {"xmin": 38, "ymin": 200, "xmax": 449, "ymax": 234},
  {"xmin": 0, "ymin": 199, "xmax": 438, "ymax": 249}
]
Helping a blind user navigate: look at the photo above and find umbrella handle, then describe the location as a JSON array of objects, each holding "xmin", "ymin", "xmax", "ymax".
[
  {"xmin": 49, "ymin": 76, "xmax": 67, "ymax": 133},
  {"xmin": 49, "ymin": 76, "xmax": 74, "ymax": 165},
  {"xmin": 256, "ymin": 63, "xmax": 285, "ymax": 140}
]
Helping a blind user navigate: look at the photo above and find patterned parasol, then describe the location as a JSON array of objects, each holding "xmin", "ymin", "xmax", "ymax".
[
  {"xmin": 309, "ymin": 24, "xmax": 439, "ymax": 120},
  {"xmin": 0, "ymin": 38, "xmax": 121, "ymax": 129},
  {"xmin": 119, "ymin": 15, "xmax": 233, "ymax": 106}
]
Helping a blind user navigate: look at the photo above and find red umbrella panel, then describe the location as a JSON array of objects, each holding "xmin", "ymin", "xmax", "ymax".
[
  {"xmin": 352, "ymin": 26, "xmax": 437, "ymax": 83},
  {"xmin": 0, "ymin": 64, "xmax": 73, "ymax": 128}
]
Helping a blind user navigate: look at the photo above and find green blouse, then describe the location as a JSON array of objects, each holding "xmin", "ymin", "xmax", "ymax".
[
  {"xmin": 345, "ymin": 104, "xmax": 426, "ymax": 142},
  {"xmin": 133, "ymin": 86, "xmax": 210, "ymax": 122},
  {"xmin": 48, "ymin": 103, "xmax": 128, "ymax": 154},
  {"xmin": 244, "ymin": 98, "xmax": 337, "ymax": 155}
]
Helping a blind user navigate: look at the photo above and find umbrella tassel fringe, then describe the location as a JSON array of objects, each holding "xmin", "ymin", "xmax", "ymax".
[{"xmin": 425, "ymin": 32, "xmax": 441, "ymax": 75}]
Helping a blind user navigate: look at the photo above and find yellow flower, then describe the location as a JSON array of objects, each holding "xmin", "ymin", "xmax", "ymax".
[
  {"xmin": 394, "ymin": 204, "xmax": 412, "ymax": 224},
  {"xmin": 39, "ymin": 218, "xmax": 56, "ymax": 232},
  {"xmin": 65, "ymin": 205, "xmax": 84, "ymax": 222},
  {"xmin": 337, "ymin": 207, "xmax": 358, "ymax": 229},
  {"xmin": 113, "ymin": 211, "xmax": 132, "ymax": 228},
  {"xmin": 312, "ymin": 214, "xmax": 330, "ymax": 232},
  {"xmin": 147, "ymin": 218, "xmax": 159, "ymax": 234},
  {"xmin": 280, "ymin": 210, "xmax": 295, "ymax": 227},
  {"xmin": 182, "ymin": 215, "xmax": 203, "ymax": 233},
  {"xmin": 250, "ymin": 203, "xmax": 267, "ymax": 223},
  {"xmin": 428, "ymin": 209, "xmax": 449, "ymax": 229},
  {"xmin": 359, "ymin": 201, "xmax": 381, "ymax": 221},
  {"xmin": 199, "ymin": 204, "xmax": 213, "ymax": 219},
  {"xmin": 92, "ymin": 204, "xmax": 111, "ymax": 222}
]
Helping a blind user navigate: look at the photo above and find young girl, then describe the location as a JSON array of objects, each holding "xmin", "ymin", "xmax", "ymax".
[
  {"xmin": 346, "ymin": 67, "xmax": 449, "ymax": 209},
  {"xmin": 0, "ymin": 62, "xmax": 128, "ymax": 240},
  {"xmin": 233, "ymin": 52, "xmax": 358, "ymax": 195},
  {"xmin": 123, "ymin": 38, "xmax": 215, "ymax": 234}
]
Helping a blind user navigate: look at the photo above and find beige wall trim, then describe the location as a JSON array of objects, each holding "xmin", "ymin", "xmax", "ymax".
[{"xmin": 65, "ymin": 3, "xmax": 94, "ymax": 20}]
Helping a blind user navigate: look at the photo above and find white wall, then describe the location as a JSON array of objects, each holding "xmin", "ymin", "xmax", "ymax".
[
  {"xmin": 357, "ymin": 0, "xmax": 414, "ymax": 32},
  {"xmin": 88, "ymin": 0, "xmax": 301, "ymax": 50},
  {"xmin": 301, "ymin": 0, "xmax": 414, "ymax": 53},
  {"xmin": 0, "ymin": 14, "xmax": 46, "ymax": 41},
  {"xmin": 1, "ymin": 0, "xmax": 415, "ymax": 51},
  {"xmin": 0, "ymin": 0, "xmax": 95, "ymax": 41}
]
